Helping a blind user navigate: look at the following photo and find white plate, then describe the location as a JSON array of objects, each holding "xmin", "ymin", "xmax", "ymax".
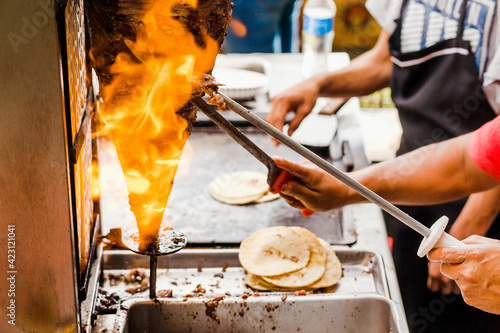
[
  {"xmin": 283, "ymin": 98, "xmax": 339, "ymax": 148},
  {"xmin": 285, "ymin": 114, "xmax": 338, "ymax": 148},
  {"xmin": 212, "ymin": 67, "xmax": 270, "ymax": 100}
]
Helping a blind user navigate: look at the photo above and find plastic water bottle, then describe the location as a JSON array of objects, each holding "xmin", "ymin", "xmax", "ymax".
[{"xmin": 301, "ymin": 0, "xmax": 336, "ymax": 78}]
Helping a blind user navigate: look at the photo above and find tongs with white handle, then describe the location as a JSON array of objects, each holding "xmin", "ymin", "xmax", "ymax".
[{"xmin": 212, "ymin": 92, "xmax": 462, "ymax": 257}]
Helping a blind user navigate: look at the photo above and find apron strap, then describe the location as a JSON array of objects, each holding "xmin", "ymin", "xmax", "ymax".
[
  {"xmin": 399, "ymin": 0, "xmax": 410, "ymax": 19},
  {"xmin": 457, "ymin": 0, "xmax": 470, "ymax": 39}
]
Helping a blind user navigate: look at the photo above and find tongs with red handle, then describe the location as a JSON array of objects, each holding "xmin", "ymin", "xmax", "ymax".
[{"xmin": 193, "ymin": 97, "xmax": 313, "ymax": 216}]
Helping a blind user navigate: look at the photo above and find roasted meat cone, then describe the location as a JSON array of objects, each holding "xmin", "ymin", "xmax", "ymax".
[{"xmin": 86, "ymin": 0, "xmax": 232, "ymax": 250}]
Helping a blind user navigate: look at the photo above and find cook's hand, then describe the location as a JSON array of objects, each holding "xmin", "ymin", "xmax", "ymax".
[
  {"xmin": 428, "ymin": 235, "xmax": 500, "ymax": 315},
  {"xmin": 267, "ymin": 78, "xmax": 321, "ymax": 140},
  {"xmin": 427, "ymin": 261, "xmax": 460, "ymax": 295},
  {"xmin": 273, "ymin": 157, "xmax": 350, "ymax": 212}
]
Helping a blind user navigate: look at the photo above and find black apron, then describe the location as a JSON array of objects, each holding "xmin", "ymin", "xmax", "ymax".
[{"xmin": 387, "ymin": 1, "xmax": 500, "ymax": 332}]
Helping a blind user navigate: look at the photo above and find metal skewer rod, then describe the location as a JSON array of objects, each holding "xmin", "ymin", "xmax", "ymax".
[
  {"xmin": 149, "ymin": 255, "xmax": 157, "ymax": 299},
  {"xmin": 218, "ymin": 92, "xmax": 431, "ymax": 238}
]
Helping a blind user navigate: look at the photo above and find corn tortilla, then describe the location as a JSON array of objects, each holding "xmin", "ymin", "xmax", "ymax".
[
  {"xmin": 309, "ymin": 238, "xmax": 342, "ymax": 289},
  {"xmin": 261, "ymin": 250, "xmax": 326, "ymax": 288},
  {"xmin": 208, "ymin": 171, "xmax": 271, "ymax": 205},
  {"xmin": 239, "ymin": 226, "xmax": 310, "ymax": 276},
  {"xmin": 245, "ymin": 273, "xmax": 315, "ymax": 292},
  {"xmin": 290, "ymin": 226, "xmax": 328, "ymax": 260},
  {"xmin": 254, "ymin": 190, "xmax": 280, "ymax": 203}
]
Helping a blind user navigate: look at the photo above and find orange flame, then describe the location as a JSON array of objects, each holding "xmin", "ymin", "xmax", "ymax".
[
  {"xmin": 89, "ymin": 160, "xmax": 101, "ymax": 201},
  {"xmin": 230, "ymin": 18, "xmax": 247, "ymax": 38},
  {"xmin": 99, "ymin": 0, "xmax": 220, "ymax": 248}
]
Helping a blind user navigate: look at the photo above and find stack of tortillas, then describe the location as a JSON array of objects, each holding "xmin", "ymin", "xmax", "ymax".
[
  {"xmin": 239, "ymin": 226, "xmax": 342, "ymax": 291},
  {"xmin": 208, "ymin": 171, "xmax": 279, "ymax": 205}
]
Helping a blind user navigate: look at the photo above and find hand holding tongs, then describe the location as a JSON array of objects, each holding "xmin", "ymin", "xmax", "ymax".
[{"xmin": 195, "ymin": 93, "xmax": 463, "ymax": 257}]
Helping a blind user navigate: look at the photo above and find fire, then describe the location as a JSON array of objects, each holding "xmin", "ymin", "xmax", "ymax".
[
  {"xmin": 99, "ymin": 0, "xmax": 220, "ymax": 250},
  {"xmin": 229, "ymin": 18, "xmax": 247, "ymax": 38},
  {"xmin": 89, "ymin": 160, "xmax": 101, "ymax": 201}
]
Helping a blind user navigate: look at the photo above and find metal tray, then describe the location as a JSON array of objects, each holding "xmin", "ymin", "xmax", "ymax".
[
  {"xmin": 101, "ymin": 248, "xmax": 389, "ymax": 298},
  {"xmin": 100, "ymin": 249, "xmax": 402, "ymax": 333}
]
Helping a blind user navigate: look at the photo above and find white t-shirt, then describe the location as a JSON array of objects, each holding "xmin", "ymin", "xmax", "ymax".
[{"xmin": 366, "ymin": 0, "xmax": 500, "ymax": 113}]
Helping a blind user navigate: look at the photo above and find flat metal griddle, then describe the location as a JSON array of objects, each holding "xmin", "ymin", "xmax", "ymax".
[{"xmin": 165, "ymin": 123, "xmax": 356, "ymax": 245}]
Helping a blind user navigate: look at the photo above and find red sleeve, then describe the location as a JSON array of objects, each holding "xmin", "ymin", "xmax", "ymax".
[{"xmin": 469, "ymin": 116, "xmax": 500, "ymax": 181}]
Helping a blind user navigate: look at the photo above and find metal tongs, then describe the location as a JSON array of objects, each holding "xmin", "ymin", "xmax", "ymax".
[
  {"xmin": 193, "ymin": 97, "xmax": 310, "ymax": 216},
  {"xmin": 194, "ymin": 93, "xmax": 463, "ymax": 257}
]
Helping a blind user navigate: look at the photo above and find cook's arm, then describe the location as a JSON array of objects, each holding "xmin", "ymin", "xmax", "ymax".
[
  {"xmin": 316, "ymin": 30, "xmax": 393, "ymax": 98},
  {"xmin": 267, "ymin": 30, "xmax": 393, "ymax": 135},
  {"xmin": 274, "ymin": 134, "xmax": 500, "ymax": 212},
  {"xmin": 449, "ymin": 188, "xmax": 500, "ymax": 239}
]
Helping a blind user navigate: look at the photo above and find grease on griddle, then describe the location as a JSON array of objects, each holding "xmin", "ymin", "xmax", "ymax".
[
  {"xmin": 100, "ymin": 292, "xmax": 120, "ymax": 307},
  {"xmin": 126, "ymin": 269, "xmax": 148, "ymax": 283},
  {"xmin": 194, "ymin": 284, "xmax": 207, "ymax": 295},
  {"xmin": 95, "ymin": 292, "xmax": 121, "ymax": 314},
  {"xmin": 205, "ymin": 296, "xmax": 225, "ymax": 323},
  {"xmin": 104, "ymin": 269, "xmax": 151, "ymax": 295},
  {"xmin": 124, "ymin": 269, "xmax": 150, "ymax": 294},
  {"xmin": 126, "ymin": 283, "xmax": 148, "ymax": 295},
  {"xmin": 293, "ymin": 290, "xmax": 308, "ymax": 296},
  {"xmin": 156, "ymin": 289, "xmax": 173, "ymax": 298},
  {"xmin": 108, "ymin": 273, "xmax": 123, "ymax": 286}
]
